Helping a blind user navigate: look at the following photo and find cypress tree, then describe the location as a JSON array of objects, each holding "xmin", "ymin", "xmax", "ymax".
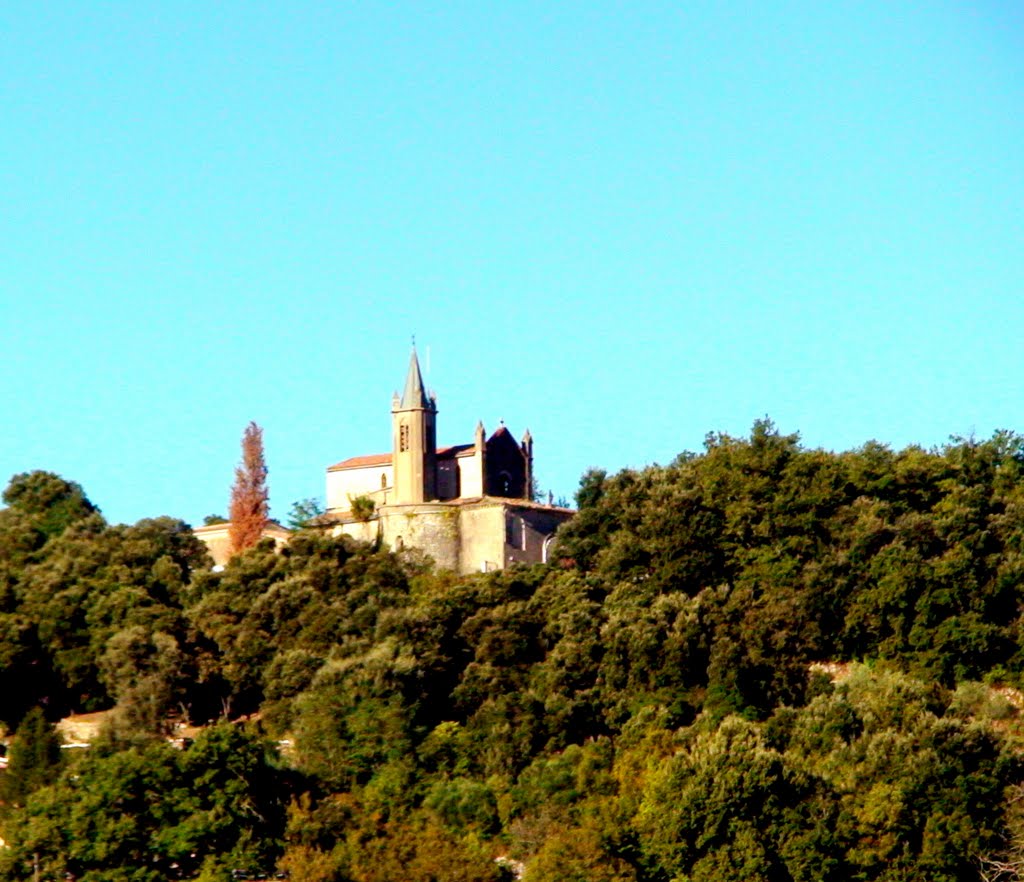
[
  {"xmin": 4, "ymin": 706, "xmax": 61, "ymax": 805},
  {"xmin": 228, "ymin": 421, "xmax": 269, "ymax": 554}
]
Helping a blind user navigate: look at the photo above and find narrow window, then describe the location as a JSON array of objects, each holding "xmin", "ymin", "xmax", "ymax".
[
  {"xmin": 506, "ymin": 515, "xmax": 523, "ymax": 548},
  {"xmin": 400, "ymin": 423, "xmax": 409, "ymax": 452},
  {"xmin": 381, "ymin": 473, "xmax": 387, "ymax": 489}
]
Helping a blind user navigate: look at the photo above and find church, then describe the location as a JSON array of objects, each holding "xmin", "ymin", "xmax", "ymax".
[{"xmin": 320, "ymin": 349, "xmax": 573, "ymax": 573}]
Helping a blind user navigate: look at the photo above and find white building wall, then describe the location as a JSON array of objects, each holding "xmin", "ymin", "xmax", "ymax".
[
  {"xmin": 326, "ymin": 464, "xmax": 393, "ymax": 512},
  {"xmin": 457, "ymin": 451, "xmax": 484, "ymax": 498}
]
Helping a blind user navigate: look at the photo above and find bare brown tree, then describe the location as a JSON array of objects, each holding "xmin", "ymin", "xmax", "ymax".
[{"xmin": 228, "ymin": 421, "xmax": 269, "ymax": 553}]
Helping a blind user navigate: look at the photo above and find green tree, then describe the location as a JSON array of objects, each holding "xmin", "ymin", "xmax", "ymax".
[
  {"xmin": 1, "ymin": 726, "xmax": 285, "ymax": 881},
  {"xmin": 12, "ymin": 515, "xmax": 204, "ymax": 716},
  {"xmin": 287, "ymin": 497, "xmax": 325, "ymax": 530},
  {"xmin": 636, "ymin": 716, "xmax": 842, "ymax": 881},
  {"xmin": 349, "ymin": 495, "xmax": 375, "ymax": 522},
  {"xmin": 98, "ymin": 626, "xmax": 191, "ymax": 733},
  {"xmin": 2, "ymin": 706, "xmax": 61, "ymax": 806},
  {"xmin": 2, "ymin": 470, "xmax": 99, "ymax": 544}
]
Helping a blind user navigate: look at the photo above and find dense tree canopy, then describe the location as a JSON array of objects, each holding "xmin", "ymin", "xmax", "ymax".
[{"xmin": 3, "ymin": 427, "xmax": 1024, "ymax": 881}]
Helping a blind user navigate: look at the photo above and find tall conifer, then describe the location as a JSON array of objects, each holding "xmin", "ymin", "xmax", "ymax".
[
  {"xmin": 3, "ymin": 707, "xmax": 61, "ymax": 806},
  {"xmin": 228, "ymin": 421, "xmax": 269, "ymax": 553}
]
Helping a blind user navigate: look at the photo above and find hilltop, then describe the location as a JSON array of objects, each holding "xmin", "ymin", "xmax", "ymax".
[{"xmin": 1, "ymin": 421, "xmax": 1024, "ymax": 881}]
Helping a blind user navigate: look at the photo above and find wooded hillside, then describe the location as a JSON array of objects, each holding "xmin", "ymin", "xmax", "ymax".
[{"xmin": 2, "ymin": 421, "xmax": 1024, "ymax": 881}]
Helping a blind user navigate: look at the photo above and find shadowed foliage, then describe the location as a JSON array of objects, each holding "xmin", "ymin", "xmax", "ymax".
[{"xmin": 3, "ymin": 426, "xmax": 1024, "ymax": 881}]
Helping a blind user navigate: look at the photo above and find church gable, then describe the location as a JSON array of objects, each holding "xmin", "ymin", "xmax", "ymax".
[{"xmin": 485, "ymin": 426, "xmax": 530, "ymax": 499}]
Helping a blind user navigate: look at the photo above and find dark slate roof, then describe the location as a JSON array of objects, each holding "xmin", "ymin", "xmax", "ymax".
[{"xmin": 401, "ymin": 348, "xmax": 432, "ymax": 409}]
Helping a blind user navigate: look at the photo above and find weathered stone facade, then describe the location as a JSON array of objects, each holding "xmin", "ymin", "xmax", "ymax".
[{"xmin": 326, "ymin": 498, "xmax": 571, "ymax": 573}]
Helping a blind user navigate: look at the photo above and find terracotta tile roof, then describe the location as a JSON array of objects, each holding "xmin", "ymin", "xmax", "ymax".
[
  {"xmin": 329, "ymin": 452, "xmax": 392, "ymax": 470},
  {"xmin": 191, "ymin": 519, "xmax": 292, "ymax": 536},
  {"xmin": 328, "ymin": 444, "xmax": 475, "ymax": 471}
]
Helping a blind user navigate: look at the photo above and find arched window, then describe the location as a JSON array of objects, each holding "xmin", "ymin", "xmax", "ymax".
[
  {"xmin": 380, "ymin": 473, "xmax": 387, "ymax": 489},
  {"xmin": 498, "ymin": 471, "xmax": 512, "ymax": 496},
  {"xmin": 542, "ymin": 535, "xmax": 556, "ymax": 564},
  {"xmin": 399, "ymin": 423, "xmax": 410, "ymax": 452}
]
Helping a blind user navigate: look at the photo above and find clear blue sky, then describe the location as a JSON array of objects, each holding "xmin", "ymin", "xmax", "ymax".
[{"xmin": 2, "ymin": 2, "xmax": 1022, "ymax": 526}]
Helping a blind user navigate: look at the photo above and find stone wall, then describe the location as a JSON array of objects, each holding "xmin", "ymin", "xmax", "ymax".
[
  {"xmin": 458, "ymin": 503, "xmax": 507, "ymax": 573},
  {"xmin": 380, "ymin": 505, "xmax": 461, "ymax": 571},
  {"xmin": 328, "ymin": 499, "xmax": 574, "ymax": 575}
]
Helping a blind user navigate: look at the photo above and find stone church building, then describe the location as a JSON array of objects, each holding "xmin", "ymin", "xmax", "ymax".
[{"xmin": 321, "ymin": 349, "xmax": 573, "ymax": 573}]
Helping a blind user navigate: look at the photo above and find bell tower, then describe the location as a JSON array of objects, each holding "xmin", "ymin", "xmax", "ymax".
[{"xmin": 391, "ymin": 347, "xmax": 437, "ymax": 503}]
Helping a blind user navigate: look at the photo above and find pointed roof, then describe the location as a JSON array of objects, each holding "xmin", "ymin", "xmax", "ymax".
[{"xmin": 400, "ymin": 347, "xmax": 432, "ymax": 409}]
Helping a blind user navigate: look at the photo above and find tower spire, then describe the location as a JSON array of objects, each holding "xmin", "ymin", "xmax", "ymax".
[
  {"xmin": 401, "ymin": 346, "xmax": 431, "ymax": 409},
  {"xmin": 393, "ymin": 345, "xmax": 438, "ymax": 503}
]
